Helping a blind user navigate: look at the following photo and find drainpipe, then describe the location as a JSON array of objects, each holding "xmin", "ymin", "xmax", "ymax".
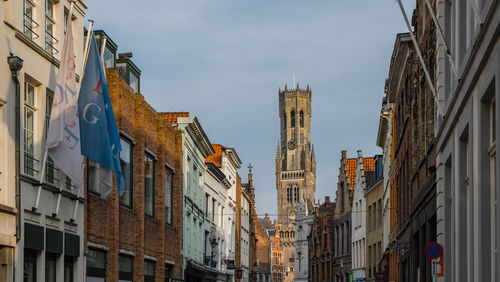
[
  {"xmin": 7, "ymin": 53, "xmax": 23, "ymax": 243},
  {"xmin": 7, "ymin": 53, "xmax": 23, "ymax": 282}
]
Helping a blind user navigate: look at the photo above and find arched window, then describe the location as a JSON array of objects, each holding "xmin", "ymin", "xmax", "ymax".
[
  {"xmin": 283, "ymin": 110, "xmax": 287, "ymax": 129},
  {"xmin": 300, "ymin": 110, "xmax": 304, "ymax": 127},
  {"xmin": 285, "ymin": 231, "xmax": 289, "ymax": 238},
  {"xmin": 291, "ymin": 110, "xmax": 296, "ymax": 127},
  {"xmin": 291, "ymin": 231, "xmax": 295, "ymax": 238},
  {"xmin": 280, "ymin": 231, "xmax": 284, "ymax": 238},
  {"xmin": 287, "ymin": 187, "xmax": 291, "ymax": 203},
  {"xmin": 294, "ymin": 186, "xmax": 299, "ymax": 202}
]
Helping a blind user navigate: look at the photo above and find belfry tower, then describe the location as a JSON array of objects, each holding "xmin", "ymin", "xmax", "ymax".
[{"xmin": 275, "ymin": 83, "xmax": 316, "ymax": 281}]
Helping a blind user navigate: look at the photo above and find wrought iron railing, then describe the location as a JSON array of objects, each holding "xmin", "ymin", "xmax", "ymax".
[
  {"xmin": 23, "ymin": 13, "xmax": 40, "ymax": 40},
  {"xmin": 45, "ymin": 159, "xmax": 60, "ymax": 184},
  {"xmin": 24, "ymin": 152, "xmax": 39, "ymax": 176},
  {"xmin": 45, "ymin": 30, "xmax": 59, "ymax": 55}
]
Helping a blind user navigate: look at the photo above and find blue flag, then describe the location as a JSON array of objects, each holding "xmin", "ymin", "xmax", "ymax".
[{"xmin": 78, "ymin": 33, "xmax": 124, "ymax": 196}]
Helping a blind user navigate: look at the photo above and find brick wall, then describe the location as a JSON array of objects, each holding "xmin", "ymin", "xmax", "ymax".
[{"xmin": 85, "ymin": 68, "xmax": 183, "ymax": 281}]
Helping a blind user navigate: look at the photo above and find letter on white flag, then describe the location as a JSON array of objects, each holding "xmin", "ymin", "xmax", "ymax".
[{"xmin": 46, "ymin": 15, "xmax": 83, "ymax": 187}]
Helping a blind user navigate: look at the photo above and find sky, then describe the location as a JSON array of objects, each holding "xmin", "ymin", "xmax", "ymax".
[{"xmin": 84, "ymin": 0, "xmax": 416, "ymax": 219}]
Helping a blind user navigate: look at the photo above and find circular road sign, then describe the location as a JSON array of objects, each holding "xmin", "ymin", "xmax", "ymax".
[{"xmin": 425, "ymin": 241, "xmax": 443, "ymax": 259}]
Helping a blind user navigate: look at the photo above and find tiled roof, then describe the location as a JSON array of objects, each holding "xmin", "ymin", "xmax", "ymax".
[
  {"xmin": 346, "ymin": 157, "xmax": 375, "ymax": 189},
  {"xmin": 162, "ymin": 112, "xmax": 189, "ymax": 126},
  {"xmin": 205, "ymin": 144, "xmax": 225, "ymax": 167}
]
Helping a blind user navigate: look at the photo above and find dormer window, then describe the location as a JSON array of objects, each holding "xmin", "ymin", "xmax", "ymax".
[
  {"xmin": 94, "ymin": 30, "xmax": 118, "ymax": 69},
  {"xmin": 117, "ymin": 53, "xmax": 141, "ymax": 93}
]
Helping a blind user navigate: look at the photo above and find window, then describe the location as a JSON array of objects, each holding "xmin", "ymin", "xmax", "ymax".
[
  {"xmin": 45, "ymin": 253, "xmax": 56, "ymax": 282},
  {"xmin": 24, "ymin": 81, "xmax": 36, "ymax": 176},
  {"xmin": 119, "ymin": 255, "xmax": 133, "ymax": 281},
  {"xmin": 165, "ymin": 169, "xmax": 173, "ymax": 225},
  {"xmin": 45, "ymin": 0, "xmax": 57, "ymax": 55},
  {"xmin": 119, "ymin": 138, "xmax": 133, "ymax": 207},
  {"xmin": 212, "ymin": 199, "xmax": 216, "ymax": 221},
  {"xmin": 144, "ymin": 153, "xmax": 155, "ymax": 217},
  {"xmin": 144, "ymin": 260, "xmax": 155, "ymax": 282},
  {"xmin": 129, "ymin": 72, "xmax": 139, "ymax": 93},
  {"xmin": 103, "ymin": 47, "xmax": 115, "ymax": 69},
  {"xmin": 283, "ymin": 110, "xmax": 287, "ymax": 129},
  {"xmin": 64, "ymin": 256, "xmax": 74, "ymax": 282},
  {"xmin": 87, "ymin": 160, "xmax": 100, "ymax": 194},
  {"xmin": 205, "ymin": 193, "xmax": 210, "ymax": 218},
  {"xmin": 300, "ymin": 110, "xmax": 304, "ymax": 127},
  {"xmin": 290, "ymin": 110, "xmax": 295, "ymax": 127},
  {"xmin": 294, "ymin": 186, "xmax": 299, "ymax": 202},
  {"xmin": 164, "ymin": 264, "xmax": 172, "ymax": 282},
  {"xmin": 24, "ymin": 249, "xmax": 37, "ymax": 282},
  {"xmin": 24, "ymin": 0, "xmax": 38, "ymax": 40},
  {"xmin": 87, "ymin": 249, "xmax": 106, "ymax": 281},
  {"xmin": 45, "ymin": 90, "xmax": 58, "ymax": 185}
]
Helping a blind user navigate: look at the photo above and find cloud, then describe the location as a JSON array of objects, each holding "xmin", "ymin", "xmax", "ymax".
[{"xmin": 85, "ymin": 0, "xmax": 416, "ymax": 218}]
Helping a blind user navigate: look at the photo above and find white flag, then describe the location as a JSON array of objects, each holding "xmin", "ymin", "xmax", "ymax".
[{"xmin": 46, "ymin": 14, "xmax": 83, "ymax": 187}]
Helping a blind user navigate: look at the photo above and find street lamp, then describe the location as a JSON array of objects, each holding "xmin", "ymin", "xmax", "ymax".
[{"xmin": 8, "ymin": 53, "xmax": 23, "ymax": 72}]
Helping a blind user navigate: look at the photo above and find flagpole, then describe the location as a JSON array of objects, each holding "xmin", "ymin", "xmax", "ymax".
[
  {"xmin": 53, "ymin": 18, "xmax": 94, "ymax": 218},
  {"xmin": 70, "ymin": 19, "xmax": 94, "ymax": 221},
  {"xmin": 33, "ymin": 0, "xmax": 78, "ymax": 211}
]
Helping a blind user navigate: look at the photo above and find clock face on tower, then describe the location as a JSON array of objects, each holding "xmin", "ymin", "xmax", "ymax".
[{"xmin": 287, "ymin": 140, "xmax": 297, "ymax": 150}]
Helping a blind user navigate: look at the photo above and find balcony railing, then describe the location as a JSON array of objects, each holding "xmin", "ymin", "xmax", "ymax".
[
  {"xmin": 45, "ymin": 30, "xmax": 59, "ymax": 55},
  {"xmin": 45, "ymin": 159, "xmax": 60, "ymax": 184},
  {"xmin": 23, "ymin": 13, "xmax": 40, "ymax": 40},
  {"xmin": 24, "ymin": 152, "xmax": 40, "ymax": 176}
]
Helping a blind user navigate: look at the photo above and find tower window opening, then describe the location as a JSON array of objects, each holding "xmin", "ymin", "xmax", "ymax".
[
  {"xmin": 283, "ymin": 110, "xmax": 287, "ymax": 129},
  {"xmin": 300, "ymin": 110, "xmax": 304, "ymax": 127},
  {"xmin": 291, "ymin": 110, "xmax": 296, "ymax": 127}
]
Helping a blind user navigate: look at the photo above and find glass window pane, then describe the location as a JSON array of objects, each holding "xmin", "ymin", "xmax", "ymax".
[
  {"xmin": 129, "ymin": 73, "xmax": 138, "ymax": 93},
  {"xmin": 45, "ymin": 253, "xmax": 57, "ymax": 282},
  {"xmin": 25, "ymin": 82, "xmax": 35, "ymax": 106},
  {"xmin": 119, "ymin": 255, "xmax": 133, "ymax": 273},
  {"xmin": 103, "ymin": 48, "xmax": 114, "ymax": 69},
  {"xmin": 144, "ymin": 261, "xmax": 155, "ymax": 276},
  {"xmin": 165, "ymin": 171, "xmax": 172, "ymax": 224},
  {"xmin": 64, "ymin": 256, "xmax": 74, "ymax": 282},
  {"xmin": 46, "ymin": 0, "xmax": 53, "ymax": 18},
  {"xmin": 87, "ymin": 249, "xmax": 106, "ymax": 269},
  {"xmin": 144, "ymin": 154, "xmax": 155, "ymax": 216},
  {"xmin": 119, "ymin": 138, "xmax": 133, "ymax": 207}
]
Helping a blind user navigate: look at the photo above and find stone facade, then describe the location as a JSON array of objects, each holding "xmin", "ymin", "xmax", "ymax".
[
  {"xmin": 166, "ymin": 113, "xmax": 215, "ymax": 281},
  {"xmin": 333, "ymin": 151, "xmax": 374, "ymax": 282},
  {"xmin": 0, "ymin": 1, "xmax": 87, "ymax": 280},
  {"xmin": 376, "ymin": 81, "xmax": 393, "ymax": 282},
  {"xmin": 435, "ymin": 1, "xmax": 499, "ymax": 281},
  {"xmin": 364, "ymin": 156, "xmax": 383, "ymax": 282},
  {"xmin": 294, "ymin": 201, "xmax": 314, "ymax": 282},
  {"xmin": 85, "ymin": 48, "xmax": 184, "ymax": 281},
  {"xmin": 275, "ymin": 83, "xmax": 316, "ymax": 282},
  {"xmin": 351, "ymin": 151, "xmax": 375, "ymax": 282},
  {"xmin": 309, "ymin": 197, "xmax": 335, "ymax": 282}
]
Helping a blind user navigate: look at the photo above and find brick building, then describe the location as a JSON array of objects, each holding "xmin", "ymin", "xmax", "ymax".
[
  {"xmin": 254, "ymin": 215, "xmax": 272, "ymax": 282},
  {"xmin": 309, "ymin": 197, "xmax": 335, "ymax": 282},
  {"xmin": 384, "ymin": 32, "xmax": 412, "ymax": 282},
  {"xmin": 385, "ymin": 3, "xmax": 438, "ymax": 276},
  {"xmin": 85, "ymin": 31, "xmax": 183, "ymax": 281}
]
